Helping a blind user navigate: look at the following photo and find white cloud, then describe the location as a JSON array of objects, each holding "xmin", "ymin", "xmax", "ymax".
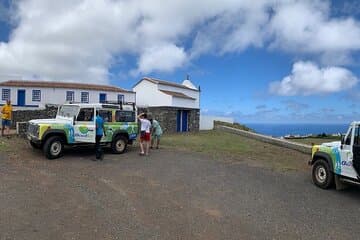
[
  {"xmin": 269, "ymin": 0, "xmax": 360, "ymax": 64},
  {"xmin": 135, "ymin": 44, "xmax": 187, "ymax": 74},
  {"xmin": 269, "ymin": 61, "xmax": 358, "ymax": 96},
  {"xmin": 0, "ymin": 0, "xmax": 359, "ymax": 84}
]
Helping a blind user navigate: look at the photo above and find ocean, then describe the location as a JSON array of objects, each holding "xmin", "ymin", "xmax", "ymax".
[{"xmin": 245, "ymin": 123, "xmax": 349, "ymax": 137}]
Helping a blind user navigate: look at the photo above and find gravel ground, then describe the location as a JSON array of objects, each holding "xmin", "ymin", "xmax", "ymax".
[{"xmin": 1, "ymin": 137, "xmax": 360, "ymax": 239}]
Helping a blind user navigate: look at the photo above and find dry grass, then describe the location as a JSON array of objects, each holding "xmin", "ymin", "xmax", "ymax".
[{"xmin": 162, "ymin": 130, "xmax": 310, "ymax": 171}]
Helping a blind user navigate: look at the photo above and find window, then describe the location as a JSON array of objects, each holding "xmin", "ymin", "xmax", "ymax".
[
  {"xmin": 32, "ymin": 90, "xmax": 41, "ymax": 102},
  {"xmin": 355, "ymin": 126, "xmax": 360, "ymax": 145},
  {"xmin": 66, "ymin": 91, "xmax": 75, "ymax": 102},
  {"xmin": 117, "ymin": 94, "xmax": 124, "ymax": 103},
  {"xmin": 58, "ymin": 105, "xmax": 79, "ymax": 118},
  {"xmin": 345, "ymin": 127, "xmax": 352, "ymax": 145},
  {"xmin": 99, "ymin": 93, "xmax": 107, "ymax": 103},
  {"xmin": 115, "ymin": 110, "xmax": 135, "ymax": 122},
  {"xmin": 81, "ymin": 92, "xmax": 89, "ymax": 103},
  {"xmin": 2, "ymin": 89, "xmax": 10, "ymax": 101},
  {"xmin": 99, "ymin": 110, "xmax": 112, "ymax": 122},
  {"xmin": 76, "ymin": 108, "xmax": 94, "ymax": 121}
]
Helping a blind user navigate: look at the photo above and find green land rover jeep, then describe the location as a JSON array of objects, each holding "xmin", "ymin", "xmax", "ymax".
[
  {"xmin": 310, "ymin": 121, "xmax": 360, "ymax": 189},
  {"xmin": 27, "ymin": 103, "xmax": 138, "ymax": 159}
]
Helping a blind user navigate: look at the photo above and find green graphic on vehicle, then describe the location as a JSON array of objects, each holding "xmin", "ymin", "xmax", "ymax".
[{"xmin": 79, "ymin": 126, "xmax": 89, "ymax": 134}]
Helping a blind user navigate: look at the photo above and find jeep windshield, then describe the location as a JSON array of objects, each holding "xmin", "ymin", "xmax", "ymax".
[{"xmin": 57, "ymin": 105, "xmax": 80, "ymax": 118}]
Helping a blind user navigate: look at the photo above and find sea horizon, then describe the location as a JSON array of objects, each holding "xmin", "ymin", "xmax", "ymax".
[{"xmin": 244, "ymin": 122, "xmax": 349, "ymax": 137}]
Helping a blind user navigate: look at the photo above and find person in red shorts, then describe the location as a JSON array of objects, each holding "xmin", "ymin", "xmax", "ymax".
[{"xmin": 138, "ymin": 113, "xmax": 151, "ymax": 156}]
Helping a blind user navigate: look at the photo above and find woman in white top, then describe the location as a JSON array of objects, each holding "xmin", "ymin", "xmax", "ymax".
[{"xmin": 138, "ymin": 113, "xmax": 151, "ymax": 156}]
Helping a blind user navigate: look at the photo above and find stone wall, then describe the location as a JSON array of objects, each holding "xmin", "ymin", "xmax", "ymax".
[
  {"xmin": 12, "ymin": 106, "xmax": 57, "ymax": 128},
  {"xmin": 13, "ymin": 105, "xmax": 200, "ymax": 135},
  {"xmin": 216, "ymin": 125, "xmax": 312, "ymax": 155},
  {"xmin": 16, "ymin": 122, "xmax": 29, "ymax": 137},
  {"xmin": 138, "ymin": 107, "xmax": 200, "ymax": 133}
]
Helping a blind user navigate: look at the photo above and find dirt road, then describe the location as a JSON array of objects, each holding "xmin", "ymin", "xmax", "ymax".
[{"xmin": 1, "ymin": 138, "xmax": 360, "ymax": 239}]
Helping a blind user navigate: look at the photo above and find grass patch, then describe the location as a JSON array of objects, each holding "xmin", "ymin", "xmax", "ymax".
[
  {"xmin": 0, "ymin": 139, "xmax": 9, "ymax": 151},
  {"xmin": 214, "ymin": 121, "xmax": 253, "ymax": 132},
  {"xmin": 162, "ymin": 131, "xmax": 250, "ymax": 159},
  {"xmin": 162, "ymin": 130, "xmax": 309, "ymax": 171}
]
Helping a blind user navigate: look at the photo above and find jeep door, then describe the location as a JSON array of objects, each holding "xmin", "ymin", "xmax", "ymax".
[
  {"xmin": 340, "ymin": 126, "xmax": 358, "ymax": 179},
  {"xmin": 352, "ymin": 126, "xmax": 360, "ymax": 177},
  {"xmin": 98, "ymin": 109, "xmax": 113, "ymax": 142},
  {"xmin": 74, "ymin": 107, "xmax": 96, "ymax": 143}
]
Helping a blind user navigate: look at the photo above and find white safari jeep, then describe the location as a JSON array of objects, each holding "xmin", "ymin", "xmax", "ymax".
[
  {"xmin": 309, "ymin": 121, "xmax": 360, "ymax": 189},
  {"xmin": 27, "ymin": 102, "xmax": 138, "ymax": 159}
]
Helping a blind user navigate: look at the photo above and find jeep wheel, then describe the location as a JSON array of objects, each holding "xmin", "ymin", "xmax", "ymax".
[
  {"xmin": 112, "ymin": 135, "xmax": 127, "ymax": 154},
  {"xmin": 43, "ymin": 136, "xmax": 64, "ymax": 159},
  {"xmin": 29, "ymin": 141, "xmax": 41, "ymax": 149},
  {"xmin": 312, "ymin": 159, "xmax": 334, "ymax": 189}
]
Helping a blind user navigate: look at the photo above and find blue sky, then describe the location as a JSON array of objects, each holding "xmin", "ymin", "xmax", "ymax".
[{"xmin": 0, "ymin": 0, "xmax": 360, "ymax": 123}]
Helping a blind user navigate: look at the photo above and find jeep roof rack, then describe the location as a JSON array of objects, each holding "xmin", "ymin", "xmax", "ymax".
[{"xmin": 102, "ymin": 101, "xmax": 136, "ymax": 111}]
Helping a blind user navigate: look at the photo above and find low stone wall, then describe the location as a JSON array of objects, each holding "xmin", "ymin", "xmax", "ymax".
[
  {"xmin": 138, "ymin": 107, "xmax": 200, "ymax": 133},
  {"xmin": 216, "ymin": 125, "xmax": 312, "ymax": 155},
  {"xmin": 12, "ymin": 106, "xmax": 57, "ymax": 128},
  {"xmin": 17, "ymin": 122, "xmax": 29, "ymax": 137},
  {"xmin": 14, "ymin": 105, "xmax": 200, "ymax": 136}
]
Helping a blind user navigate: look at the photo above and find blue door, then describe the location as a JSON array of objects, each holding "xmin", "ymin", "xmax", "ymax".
[
  {"xmin": 176, "ymin": 110, "xmax": 181, "ymax": 132},
  {"xmin": 182, "ymin": 110, "xmax": 188, "ymax": 132},
  {"xmin": 17, "ymin": 89, "xmax": 25, "ymax": 106},
  {"xmin": 99, "ymin": 93, "xmax": 106, "ymax": 103},
  {"xmin": 176, "ymin": 110, "xmax": 189, "ymax": 132}
]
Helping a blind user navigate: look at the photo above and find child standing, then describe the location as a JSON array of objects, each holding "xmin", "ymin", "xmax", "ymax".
[{"xmin": 138, "ymin": 113, "xmax": 151, "ymax": 156}]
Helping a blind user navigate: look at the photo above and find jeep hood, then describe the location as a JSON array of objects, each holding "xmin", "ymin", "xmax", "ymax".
[
  {"xmin": 320, "ymin": 141, "xmax": 341, "ymax": 148},
  {"xmin": 29, "ymin": 118, "xmax": 72, "ymax": 125}
]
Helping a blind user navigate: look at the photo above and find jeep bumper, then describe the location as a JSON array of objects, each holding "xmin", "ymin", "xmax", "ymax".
[{"xmin": 27, "ymin": 134, "xmax": 41, "ymax": 145}]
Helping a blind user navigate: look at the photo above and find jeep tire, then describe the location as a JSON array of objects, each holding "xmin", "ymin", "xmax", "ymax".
[
  {"xmin": 43, "ymin": 136, "xmax": 64, "ymax": 159},
  {"xmin": 111, "ymin": 135, "xmax": 127, "ymax": 154},
  {"xmin": 312, "ymin": 159, "xmax": 334, "ymax": 189}
]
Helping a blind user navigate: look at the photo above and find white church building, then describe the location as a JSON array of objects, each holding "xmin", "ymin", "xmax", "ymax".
[{"xmin": 133, "ymin": 77, "xmax": 200, "ymax": 133}]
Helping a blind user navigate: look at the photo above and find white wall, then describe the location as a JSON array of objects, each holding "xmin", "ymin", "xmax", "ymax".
[
  {"xmin": 172, "ymin": 97, "xmax": 197, "ymax": 109},
  {"xmin": 0, "ymin": 86, "xmax": 135, "ymax": 107},
  {"xmin": 158, "ymin": 84, "xmax": 199, "ymax": 108},
  {"xmin": 133, "ymin": 80, "xmax": 171, "ymax": 107},
  {"xmin": 200, "ymin": 115, "xmax": 234, "ymax": 130},
  {"xmin": 134, "ymin": 79, "xmax": 200, "ymax": 109}
]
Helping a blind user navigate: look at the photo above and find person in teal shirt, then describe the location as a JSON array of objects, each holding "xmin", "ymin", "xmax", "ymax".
[
  {"xmin": 95, "ymin": 111, "xmax": 106, "ymax": 160},
  {"xmin": 150, "ymin": 118, "xmax": 162, "ymax": 149}
]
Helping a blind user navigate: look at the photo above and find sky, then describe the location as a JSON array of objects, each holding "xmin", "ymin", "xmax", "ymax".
[{"xmin": 0, "ymin": 0, "xmax": 360, "ymax": 124}]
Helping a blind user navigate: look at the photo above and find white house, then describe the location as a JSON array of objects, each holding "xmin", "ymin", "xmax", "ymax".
[
  {"xmin": 133, "ymin": 77, "xmax": 200, "ymax": 133},
  {"xmin": 133, "ymin": 77, "xmax": 200, "ymax": 109},
  {"xmin": 0, "ymin": 80, "xmax": 135, "ymax": 108}
]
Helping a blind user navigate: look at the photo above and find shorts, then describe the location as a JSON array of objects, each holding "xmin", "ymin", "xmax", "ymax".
[
  {"xmin": 140, "ymin": 131, "xmax": 150, "ymax": 141},
  {"xmin": 1, "ymin": 119, "xmax": 11, "ymax": 127},
  {"xmin": 151, "ymin": 133, "xmax": 162, "ymax": 140}
]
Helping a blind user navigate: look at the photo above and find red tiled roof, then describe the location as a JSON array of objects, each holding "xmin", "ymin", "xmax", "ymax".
[
  {"xmin": 0, "ymin": 80, "xmax": 133, "ymax": 93},
  {"xmin": 133, "ymin": 77, "xmax": 199, "ymax": 91},
  {"xmin": 159, "ymin": 90, "xmax": 196, "ymax": 100}
]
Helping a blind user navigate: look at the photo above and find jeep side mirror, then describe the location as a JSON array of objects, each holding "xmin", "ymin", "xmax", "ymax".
[
  {"xmin": 341, "ymin": 135, "xmax": 344, "ymax": 145},
  {"xmin": 73, "ymin": 116, "xmax": 76, "ymax": 125}
]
